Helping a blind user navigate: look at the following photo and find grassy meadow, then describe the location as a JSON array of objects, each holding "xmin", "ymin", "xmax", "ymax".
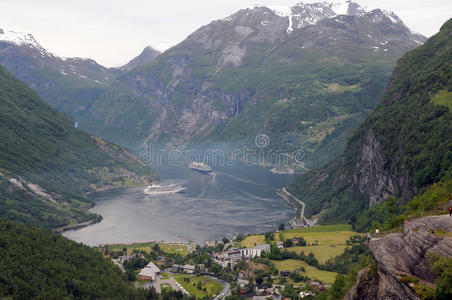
[
  {"xmin": 175, "ymin": 276, "xmax": 223, "ymax": 299},
  {"xmin": 271, "ymin": 259, "xmax": 338, "ymax": 284}
]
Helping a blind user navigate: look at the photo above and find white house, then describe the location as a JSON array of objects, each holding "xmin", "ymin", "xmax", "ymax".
[{"xmin": 138, "ymin": 261, "xmax": 160, "ymax": 281}]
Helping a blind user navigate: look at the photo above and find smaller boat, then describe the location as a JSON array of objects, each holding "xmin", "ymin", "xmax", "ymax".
[
  {"xmin": 189, "ymin": 162, "xmax": 212, "ymax": 174},
  {"xmin": 144, "ymin": 184, "xmax": 186, "ymax": 195}
]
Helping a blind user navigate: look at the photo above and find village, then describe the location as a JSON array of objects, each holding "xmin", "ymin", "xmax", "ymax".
[{"xmin": 100, "ymin": 224, "xmax": 360, "ymax": 299}]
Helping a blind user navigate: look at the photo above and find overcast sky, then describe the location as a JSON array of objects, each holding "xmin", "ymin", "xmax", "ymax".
[{"xmin": 0, "ymin": 0, "xmax": 450, "ymax": 67}]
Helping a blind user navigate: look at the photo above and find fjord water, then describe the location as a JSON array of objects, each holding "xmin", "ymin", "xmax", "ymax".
[{"xmin": 64, "ymin": 162, "xmax": 296, "ymax": 246}]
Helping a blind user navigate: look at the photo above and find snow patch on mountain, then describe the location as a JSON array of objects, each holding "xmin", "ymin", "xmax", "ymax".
[
  {"xmin": 265, "ymin": 5, "xmax": 292, "ymax": 17},
  {"xmin": 382, "ymin": 10, "xmax": 400, "ymax": 24},
  {"xmin": 250, "ymin": 1, "xmax": 368, "ymax": 33},
  {"xmin": 330, "ymin": 0, "xmax": 350, "ymax": 15}
]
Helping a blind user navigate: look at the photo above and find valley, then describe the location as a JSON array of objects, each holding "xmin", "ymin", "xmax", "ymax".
[
  {"xmin": 0, "ymin": 1, "xmax": 451, "ymax": 299},
  {"xmin": 0, "ymin": 1, "xmax": 425, "ymax": 169}
]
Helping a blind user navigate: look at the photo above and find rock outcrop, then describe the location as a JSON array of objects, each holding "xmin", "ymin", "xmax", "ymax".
[{"xmin": 346, "ymin": 215, "xmax": 452, "ymax": 300}]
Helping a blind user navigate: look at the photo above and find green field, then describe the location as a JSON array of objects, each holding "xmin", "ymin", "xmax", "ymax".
[
  {"xmin": 285, "ymin": 224, "xmax": 353, "ymax": 233},
  {"xmin": 240, "ymin": 233, "xmax": 281, "ymax": 248},
  {"xmin": 160, "ymin": 283, "xmax": 174, "ymax": 293},
  {"xmin": 159, "ymin": 243, "xmax": 188, "ymax": 256},
  {"xmin": 238, "ymin": 225, "xmax": 357, "ymax": 284},
  {"xmin": 281, "ymin": 224, "xmax": 357, "ymax": 245},
  {"xmin": 288, "ymin": 245, "xmax": 348, "ymax": 263},
  {"xmin": 431, "ymin": 90, "xmax": 452, "ymax": 110},
  {"xmin": 324, "ymin": 83, "xmax": 361, "ymax": 93},
  {"xmin": 107, "ymin": 242, "xmax": 155, "ymax": 253},
  {"xmin": 240, "ymin": 235, "xmax": 265, "ymax": 248},
  {"xmin": 104, "ymin": 242, "xmax": 188, "ymax": 256},
  {"xmin": 272, "ymin": 259, "xmax": 338, "ymax": 284},
  {"xmin": 175, "ymin": 276, "xmax": 223, "ymax": 299}
]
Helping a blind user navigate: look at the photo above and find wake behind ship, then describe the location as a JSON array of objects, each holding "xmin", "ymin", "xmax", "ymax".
[{"xmin": 189, "ymin": 162, "xmax": 212, "ymax": 174}]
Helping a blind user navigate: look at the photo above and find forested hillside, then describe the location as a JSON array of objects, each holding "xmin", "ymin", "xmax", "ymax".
[
  {"xmin": 288, "ymin": 18, "xmax": 452, "ymax": 225},
  {"xmin": 0, "ymin": 221, "xmax": 194, "ymax": 300},
  {"xmin": 0, "ymin": 220, "xmax": 138, "ymax": 299},
  {"xmin": 0, "ymin": 65, "xmax": 157, "ymax": 229}
]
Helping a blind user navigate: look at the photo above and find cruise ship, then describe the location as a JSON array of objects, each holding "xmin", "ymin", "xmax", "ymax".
[
  {"xmin": 143, "ymin": 184, "xmax": 186, "ymax": 195},
  {"xmin": 189, "ymin": 162, "xmax": 212, "ymax": 174}
]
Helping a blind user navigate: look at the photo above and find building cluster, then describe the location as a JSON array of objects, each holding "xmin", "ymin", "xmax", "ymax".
[{"xmin": 211, "ymin": 244, "xmax": 270, "ymax": 268}]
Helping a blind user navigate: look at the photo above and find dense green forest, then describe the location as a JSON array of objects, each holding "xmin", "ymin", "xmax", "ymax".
[
  {"xmin": 0, "ymin": 65, "xmax": 157, "ymax": 228},
  {"xmin": 288, "ymin": 18, "xmax": 452, "ymax": 226},
  {"xmin": 0, "ymin": 220, "xmax": 195, "ymax": 300}
]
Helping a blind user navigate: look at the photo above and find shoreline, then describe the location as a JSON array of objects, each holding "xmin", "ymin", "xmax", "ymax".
[
  {"xmin": 59, "ymin": 170, "xmax": 296, "ymax": 245},
  {"xmin": 57, "ymin": 184, "xmax": 149, "ymax": 234},
  {"xmin": 53, "ymin": 219, "xmax": 99, "ymax": 234}
]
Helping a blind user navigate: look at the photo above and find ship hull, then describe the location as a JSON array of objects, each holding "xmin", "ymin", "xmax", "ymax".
[
  {"xmin": 144, "ymin": 187, "xmax": 187, "ymax": 195},
  {"xmin": 190, "ymin": 167, "xmax": 212, "ymax": 174}
]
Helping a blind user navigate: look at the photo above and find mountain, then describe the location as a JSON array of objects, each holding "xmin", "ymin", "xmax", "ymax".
[
  {"xmin": 0, "ymin": 28, "xmax": 164, "ymax": 149},
  {"xmin": 288, "ymin": 18, "xmax": 452, "ymax": 224},
  {"xmin": 60, "ymin": 0, "xmax": 425, "ymax": 168},
  {"xmin": 121, "ymin": 46, "xmax": 161, "ymax": 72},
  {"xmin": 0, "ymin": 65, "xmax": 157, "ymax": 229},
  {"xmin": 0, "ymin": 2, "xmax": 426, "ymax": 168},
  {"xmin": 0, "ymin": 28, "xmax": 124, "ymax": 122}
]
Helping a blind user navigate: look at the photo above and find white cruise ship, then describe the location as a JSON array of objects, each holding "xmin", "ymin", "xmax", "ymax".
[
  {"xmin": 189, "ymin": 162, "xmax": 212, "ymax": 174},
  {"xmin": 143, "ymin": 184, "xmax": 186, "ymax": 195}
]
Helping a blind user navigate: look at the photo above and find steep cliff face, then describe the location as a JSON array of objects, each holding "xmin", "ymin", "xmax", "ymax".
[
  {"xmin": 288, "ymin": 18, "xmax": 452, "ymax": 223},
  {"xmin": 346, "ymin": 215, "xmax": 452, "ymax": 299},
  {"xmin": 347, "ymin": 129, "xmax": 415, "ymax": 207}
]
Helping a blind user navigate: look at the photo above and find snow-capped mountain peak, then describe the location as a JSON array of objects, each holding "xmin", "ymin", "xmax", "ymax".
[
  {"xmin": 248, "ymin": 1, "xmax": 368, "ymax": 33},
  {"xmin": 1, "ymin": 29, "xmax": 41, "ymax": 48},
  {"xmin": 0, "ymin": 28, "xmax": 49, "ymax": 56}
]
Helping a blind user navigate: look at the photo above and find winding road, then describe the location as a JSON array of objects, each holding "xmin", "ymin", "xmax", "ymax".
[{"xmin": 277, "ymin": 187, "xmax": 316, "ymax": 227}]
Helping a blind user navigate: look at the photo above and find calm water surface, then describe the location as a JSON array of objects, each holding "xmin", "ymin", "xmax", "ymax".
[{"xmin": 64, "ymin": 162, "xmax": 296, "ymax": 246}]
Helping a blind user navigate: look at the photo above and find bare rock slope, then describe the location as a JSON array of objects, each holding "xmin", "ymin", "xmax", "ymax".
[{"xmin": 346, "ymin": 215, "xmax": 452, "ymax": 299}]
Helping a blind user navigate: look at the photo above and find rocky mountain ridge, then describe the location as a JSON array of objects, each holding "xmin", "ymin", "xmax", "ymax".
[
  {"xmin": 0, "ymin": 28, "xmax": 160, "ymax": 116},
  {"xmin": 346, "ymin": 215, "xmax": 452, "ymax": 299}
]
